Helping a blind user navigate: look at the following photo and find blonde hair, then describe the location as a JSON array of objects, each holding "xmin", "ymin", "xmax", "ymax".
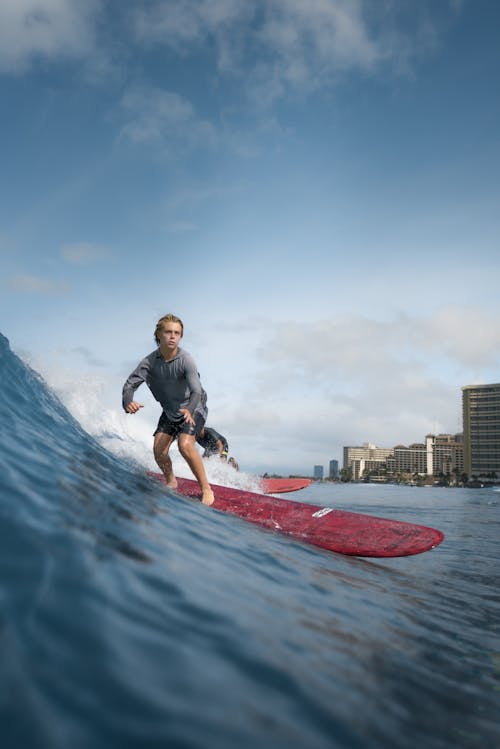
[{"xmin": 154, "ymin": 313, "xmax": 184, "ymax": 344}]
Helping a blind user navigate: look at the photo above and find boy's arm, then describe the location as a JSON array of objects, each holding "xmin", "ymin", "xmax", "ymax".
[
  {"xmin": 183, "ymin": 356, "xmax": 204, "ymax": 416},
  {"xmin": 122, "ymin": 358, "xmax": 149, "ymax": 411}
]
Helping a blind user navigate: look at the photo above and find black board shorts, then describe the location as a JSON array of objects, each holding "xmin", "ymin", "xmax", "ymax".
[{"xmin": 153, "ymin": 411, "xmax": 205, "ymax": 438}]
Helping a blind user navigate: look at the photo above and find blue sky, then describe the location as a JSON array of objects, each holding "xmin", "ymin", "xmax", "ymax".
[{"xmin": 1, "ymin": 0, "xmax": 499, "ymax": 476}]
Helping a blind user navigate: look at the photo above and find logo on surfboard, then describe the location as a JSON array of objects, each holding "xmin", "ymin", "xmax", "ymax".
[{"xmin": 312, "ymin": 507, "xmax": 334, "ymax": 518}]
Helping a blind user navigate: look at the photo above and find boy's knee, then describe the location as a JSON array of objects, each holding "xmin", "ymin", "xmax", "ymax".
[{"xmin": 178, "ymin": 439, "xmax": 195, "ymax": 459}]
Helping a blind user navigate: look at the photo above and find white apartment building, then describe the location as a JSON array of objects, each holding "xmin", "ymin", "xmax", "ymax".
[
  {"xmin": 343, "ymin": 443, "xmax": 393, "ymax": 480},
  {"xmin": 426, "ymin": 433, "xmax": 464, "ymax": 476}
]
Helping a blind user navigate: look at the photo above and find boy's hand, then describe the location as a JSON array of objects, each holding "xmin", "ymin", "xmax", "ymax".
[
  {"xmin": 179, "ymin": 408, "xmax": 194, "ymax": 425},
  {"xmin": 126, "ymin": 401, "xmax": 144, "ymax": 414}
]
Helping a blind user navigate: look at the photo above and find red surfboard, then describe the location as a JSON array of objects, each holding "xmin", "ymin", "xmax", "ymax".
[
  {"xmin": 150, "ymin": 475, "xmax": 444, "ymax": 558},
  {"xmin": 261, "ymin": 477, "xmax": 313, "ymax": 494}
]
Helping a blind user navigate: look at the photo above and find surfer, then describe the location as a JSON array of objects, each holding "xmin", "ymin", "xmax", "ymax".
[
  {"xmin": 196, "ymin": 426, "xmax": 239, "ymax": 470},
  {"xmin": 122, "ymin": 313, "xmax": 214, "ymax": 506},
  {"xmin": 196, "ymin": 426, "xmax": 229, "ymax": 459}
]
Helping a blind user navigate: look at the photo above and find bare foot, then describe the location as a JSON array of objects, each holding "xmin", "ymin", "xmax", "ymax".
[
  {"xmin": 201, "ymin": 487, "xmax": 215, "ymax": 506},
  {"xmin": 165, "ymin": 480, "xmax": 178, "ymax": 490}
]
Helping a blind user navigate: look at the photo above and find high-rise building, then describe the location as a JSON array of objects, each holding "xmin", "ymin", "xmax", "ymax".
[
  {"xmin": 462, "ymin": 383, "xmax": 500, "ymax": 477},
  {"xmin": 329, "ymin": 459, "xmax": 339, "ymax": 479},
  {"xmin": 314, "ymin": 465, "xmax": 324, "ymax": 480}
]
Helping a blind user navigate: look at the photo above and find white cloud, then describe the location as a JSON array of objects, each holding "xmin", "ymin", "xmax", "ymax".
[
  {"xmin": 116, "ymin": 84, "xmax": 218, "ymax": 152},
  {"xmin": 62, "ymin": 242, "xmax": 111, "ymax": 265},
  {"xmin": 259, "ymin": 0, "xmax": 382, "ymax": 72},
  {"xmin": 0, "ymin": 0, "xmax": 462, "ymax": 107},
  {"xmin": 414, "ymin": 305, "xmax": 500, "ymax": 367},
  {"xmin": 132, "ymin": 0, "xmax": 251, "ymax": 49},
  {"xmin": 7, "ymin": 273, "xmax": 69, "ymax": 294},
  {"xmin": 198, "ymin": 305, "xmax": 496, "ymax": 470},
  {"xmin": 129, "ymin": 0, "xmax": 451, "ymax": 106},
  {"xmin": 255, "ymin": 306, "xmax": 500, "ymax": 388},
  {"xmin": 0, "ymin": 0, "xmax": 100, "ymax": 73},
  {"xmin": 131, "ymin": 0, "xmax": 380, "ymax": 69}
]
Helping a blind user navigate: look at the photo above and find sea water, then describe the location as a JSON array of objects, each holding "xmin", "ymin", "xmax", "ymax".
[{"xmin": 0, "ymin": 332, "xmax": 499, "ymax": 749}]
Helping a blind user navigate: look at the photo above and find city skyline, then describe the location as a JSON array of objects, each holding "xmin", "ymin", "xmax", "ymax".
[{"xmin": 317, "ymin": 381, "xmax": 500, "ymax": 481}]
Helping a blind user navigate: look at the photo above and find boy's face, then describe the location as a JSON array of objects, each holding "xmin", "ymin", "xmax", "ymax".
[{"xmin": 158, "ymin": 322, "xmax": 183, "ymax": 351}]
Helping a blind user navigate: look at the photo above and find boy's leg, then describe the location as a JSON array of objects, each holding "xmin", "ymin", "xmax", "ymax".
[
  {"xmin": 153, "ymin": 432, "xmax": 177, "ymax": 488},
  {"xmin": 178, "ymin": 434, "xmax": 214, "ymax": 505}
]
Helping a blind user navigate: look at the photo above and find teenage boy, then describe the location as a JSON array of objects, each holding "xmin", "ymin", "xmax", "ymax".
[{"xmin": 122, "ymin": 313, "xmax": 214, "ymax": 505}]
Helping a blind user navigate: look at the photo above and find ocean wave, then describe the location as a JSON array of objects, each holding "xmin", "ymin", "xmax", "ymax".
[{"xmin": 1, "ymin": 332, "xmax": 499, "ymax": 749}]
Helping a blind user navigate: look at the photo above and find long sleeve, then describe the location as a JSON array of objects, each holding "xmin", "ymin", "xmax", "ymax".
[
  {"xmin": 122, "ymin": 357, "xmax": 150, "ymax": 411},
  {"xmin": 122, "ymin": 348, "xmax": 207, "ymax": 420},
  {"xmin": 183, "ymin": 356, "xmax": 204, "ymax": 416}
]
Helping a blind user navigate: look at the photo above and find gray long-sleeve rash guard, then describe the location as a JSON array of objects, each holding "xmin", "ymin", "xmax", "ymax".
[{"xmin": 122, "ymin": 347, "xmax": 207, "ymax": 422}]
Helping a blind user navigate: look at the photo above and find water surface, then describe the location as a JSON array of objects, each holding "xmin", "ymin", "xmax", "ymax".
[{"xmin": 1, "ymin": 332, "xmax": 499, "ymax": 749}]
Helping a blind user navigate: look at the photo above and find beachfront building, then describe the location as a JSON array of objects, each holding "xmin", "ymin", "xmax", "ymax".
[
  {"xmin": 386, "ymin": 444, "xmax": 427, "ymax": 475},
  {"xmin": 426, "ymin": 433, "xmax": 464, "ymax": 477},
  {"xmin": 344, "ymin": 435, "xmax": 465, "ymax": 481},
  {"xmin": 462, "ymin": 383, "xmax": 500, "ymax": 478},
  {"xmin": 343, "ymin": 443, "xmax": 393, "ymax": 480}
]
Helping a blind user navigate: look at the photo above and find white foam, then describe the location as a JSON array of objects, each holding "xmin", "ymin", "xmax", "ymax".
[{"xmin": 23, "ymin": 350, "xmax": 261, "ymax": 488}]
